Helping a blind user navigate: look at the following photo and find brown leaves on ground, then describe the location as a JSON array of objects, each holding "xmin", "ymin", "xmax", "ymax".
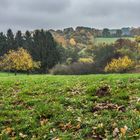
[
  {"xmin": 58, "ymin": 122, "xmax": 81, "ymax": 132},
  {"xmin": 39, "ymin": 115, "xmax": 49, "ymax": 126},
  {"xmin": 95, "ymin": 86, "xmax": 110, "ymax": 97},
  {"xmin": 19, "ymin": 132, "xmax": 28, "ymax": 138},
  {"xmin": 59, "ymin": 122, "xmax": 73, "ymax": 131},
  {"xmin": 3, "ymin": 127, "xmax": 13, "ymax": 135},
  {"xmin": 52, "ymin": 137, "xmax": 61, "ymax": 140},
  {"xmin": 113, "ymin": 125, "xmax": 128, "ymax": 138},
  {"xmin": 93, "ymin": 103, "xmax": 125, "ymax": 112},
  {"xmin": 66, "ymin": 83, "xmax": 86, "ymax": 96},
  {"xmin": 1, "ymin": 127, "xmax": 16, "ymax": 137},
  {"xmin": 1, "ymin": 127, "xmax": 28, "ymax": 139},
  {"xmin": 40, "ymin": 118, "xmax": 48, "ymax": 126},
  {"xmin": 113, "ymin": 128, "xmax": 120, "ymax": 138}
]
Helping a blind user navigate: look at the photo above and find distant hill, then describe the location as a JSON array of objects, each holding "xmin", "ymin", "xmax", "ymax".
[
  {"xmin": 49, "ymin": 26, "xmax": 140, "ymax": 48},
  {"xmin": 49, "ymin": 27, "xmax": 102, "ymax": 48}
]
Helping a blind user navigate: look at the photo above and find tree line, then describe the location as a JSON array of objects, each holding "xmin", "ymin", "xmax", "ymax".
[
  {"xmin": 0, "ymin": 29, "xmax": 140, "ymax": 75},
  {"xmin": 0, "ymin": 29, "xmax": 60, "ymax": 73}
]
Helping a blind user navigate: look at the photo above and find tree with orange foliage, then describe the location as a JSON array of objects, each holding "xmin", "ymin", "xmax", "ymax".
[{"xmin": 69, "ymin": 38, "xmax": 76, "ymax": 46}]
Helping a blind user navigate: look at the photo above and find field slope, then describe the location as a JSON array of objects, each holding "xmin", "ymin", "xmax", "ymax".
[
  {"xmin": 95, "ymin": 37, "xmax": 135, "ymax": 45},
  {"xmin": 0, "ymin": 74, "xmax": 140, "ymax": 139}
]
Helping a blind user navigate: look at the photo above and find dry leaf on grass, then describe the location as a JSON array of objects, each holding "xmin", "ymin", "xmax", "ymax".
[
  {"xmin": 19, "ymin": 132, "xmax": 27, "ymax": 138},
  {"xmin": 120, "ymin": 125, "xmax": 128, "ymax": 136}
]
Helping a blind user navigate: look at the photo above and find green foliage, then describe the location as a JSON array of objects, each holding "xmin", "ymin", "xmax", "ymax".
[
  {"xmin": 32, "ymin": 29, "xmax": 60, "ymax": 72},
  {"xmin": 116, "ymin": 29, "xmax": 122, "ymax": 37},
  {"xmin": 66, "ymin": 58, "xmax": 73, "ymax": 65},
  {"xmin": 93, "ymin": 44, "xmax": 120, "ymax": 70},
  {"xmin": 102, "ymin": 28, "xmax": 110, "ymax": 37}
]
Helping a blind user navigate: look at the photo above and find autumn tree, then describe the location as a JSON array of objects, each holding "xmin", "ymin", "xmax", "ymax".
[
  {"xmin": 135, "ymin": 36, "xmax": 140, "ymax": 43},
  {"xmin": 105, "ymin": 56, "xmax": 134, "ymax": 73},
  {"xmin": 0, "ymin": 48, "xmax": 40, "ymax": 75}
]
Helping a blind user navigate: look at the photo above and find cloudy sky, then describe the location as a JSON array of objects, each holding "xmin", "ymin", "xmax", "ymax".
[{"xmin": 0, "ymin": 0, "xmax": 140, "ymax": 32}]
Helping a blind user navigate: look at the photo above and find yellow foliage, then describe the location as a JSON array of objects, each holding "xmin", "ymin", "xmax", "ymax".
[
  {"xmin": 0, "ymin": 48, "xmax": 40, "ymax": 72},
  {"xmin": 78, "ymin": 58, "xmax": 94, "ymax": 63},
  {"xmin": 135, "ymin": 36, "xmax": 140, "ymax": 43},
  {"xmin": 69, "ymin": 38, "xmax": 76, "ymax": 46},
  {"xmin": 105, "ymin": 56, "xmax": 134, "ymax": 73}
]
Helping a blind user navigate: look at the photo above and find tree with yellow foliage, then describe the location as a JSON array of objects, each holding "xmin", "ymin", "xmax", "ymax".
[
  {"xmin": 135, "ymin": 36, "xmax": 140, "ymax": 43},
  {"xmin": 0, "ymin": 48, "xmax": 40, "ymax": 75},
  {"xmin": 105, "ymin": 56, "xmax": 134, "ymax": 73},
  {"xmin": 78, "ymin": 58, "xmax": 94, "ymax": 64}
]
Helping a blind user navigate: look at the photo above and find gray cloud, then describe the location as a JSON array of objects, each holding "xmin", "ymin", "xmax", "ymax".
[
  {"xmin": 22, "ymin": 0, "xmax": 71, "ymax": 13},
  {"xmin": 0, "ymin": 0, "xmax": 139, "ymax": 32}
]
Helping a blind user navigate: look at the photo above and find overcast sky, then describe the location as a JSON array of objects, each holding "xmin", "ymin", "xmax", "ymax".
[{"xmin": 0, "ymin": 0, "xmax": 140, "ymax": 32}]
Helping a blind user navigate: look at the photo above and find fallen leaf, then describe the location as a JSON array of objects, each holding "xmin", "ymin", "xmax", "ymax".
[
  {"xmin": 19, "ymin": 132, "xmax": 27, "ymax": 138},
  {"xmin": 120, "ymin": 125, "xmax": 128, "ymax": 136},
  {"xmin": 113, "ymin": 128, "xmax": 119, "ymax": 137},
  {"xmin": 40, "ymin": 118, "xmax": 48, "ymax": 126},
  {"xmin": 4, "ymin": 127, "xmax": 13, "ymax": 135}
]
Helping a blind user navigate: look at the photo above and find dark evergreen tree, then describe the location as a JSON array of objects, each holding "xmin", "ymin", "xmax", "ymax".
[
  {"xmin": 32, "ymin": 29, "xmax": 59, "ymax": 73},
  {"xmin": 102, "ymin": 28, "xmax": 110, "ymax": 37},
  {"xmin": 24, "ymin": 30, "xmax": 33, "ymax": 53},
  {"xmin": 116, "ymin": 29, "xmax": 122, "ymax": 37},
  {"xmin": 6, "ymin": 29, "xmax": 15, "ymax": 50},
  {"xmin": 15, "ymin": 30, "xmax": 24, "ymax": 48},
  {"xmin": 0, "ymin": 32, "xmax": 7, "ymax": 56}
]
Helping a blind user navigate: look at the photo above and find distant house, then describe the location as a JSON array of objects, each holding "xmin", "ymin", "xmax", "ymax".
[{"xmin": 121, "ymin": 27, "xmax": 131, "ymax": 36}]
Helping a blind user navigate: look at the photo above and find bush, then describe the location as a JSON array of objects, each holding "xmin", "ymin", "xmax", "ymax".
[
  {"xmin": 135, "ymin": 36, "xmax": 140, "ymax": 43},
  {"xmin": 78, "ymin": 58, "xmax": 94, "ymax": 63},
  {"xmin": 129, "ymin": 64, "xmax": 140, "ymax": 73},
  {"xmin": 93, "ymin": 44, "xmax": 120, "ymax": 69},
  {"xmin": 50, "ymin": 63, "xmax": 99, "ymax": 75},
  {"xmin": 104, "ymin": 56, "xmax": 134, "ymax": 73}
]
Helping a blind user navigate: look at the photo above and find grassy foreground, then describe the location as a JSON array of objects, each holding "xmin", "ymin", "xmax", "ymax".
[{"xmin": 0, "ymin": 73, "xmax": 140, "ymax": 139}]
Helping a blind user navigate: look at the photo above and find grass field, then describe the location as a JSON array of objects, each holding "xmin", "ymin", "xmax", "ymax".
[
  {"xmin": 95, "ymin": 37, "xmax": 135, "ymax": 45},
  {"xmin": 0, "ymin": 73, "xmax": 140, "ymax": 139}
]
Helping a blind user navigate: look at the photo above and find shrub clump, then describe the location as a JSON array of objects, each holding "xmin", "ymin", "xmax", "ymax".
[
  {"xmin": 50, "ymin": 63, "xmax": 98, "ymax": 75},
  {"xmin": 78, "ymin": 58, "xmax": 94, "ymax": 64},
  {"xmin": 104, "ymin": 56, "xmax": 134, "ymax": 73}
]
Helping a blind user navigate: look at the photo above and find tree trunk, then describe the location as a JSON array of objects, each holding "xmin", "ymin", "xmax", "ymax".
[
  {"xmin": 27, "ymin": 70, "xmax": 30, "ymax": 75},
  {"xmin": 15, "ymin": 71, "xmax": 17, "ymax": 76}
]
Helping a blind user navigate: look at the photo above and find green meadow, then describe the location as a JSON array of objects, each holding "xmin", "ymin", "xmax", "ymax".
[
  {"xmin": 0, "ymin": 73, "xmax": 140, "ymax": 139},
  {"xmin": 95, "ymin": 37, "xmax": 135, "ymax": 45}
]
